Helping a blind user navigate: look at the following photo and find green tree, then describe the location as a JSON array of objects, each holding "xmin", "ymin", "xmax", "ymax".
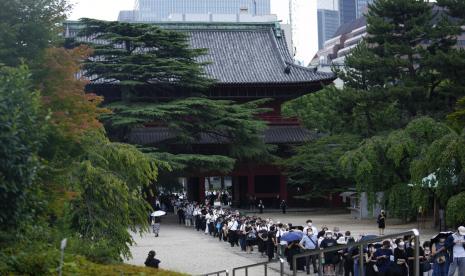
[
  {"xmin": 448, "ymin": 97, "xmax": 465, "ymax": 131},
  {"xmin": 340, "ymin": 117, "xmax": 451, "ymax": 214},
  {"xmin": 284, "ymin": 0, "xmax": 465, "ymax": 217},
  {"xmin": 78, "ymin": 19, "xmax": 275, "ymax": 176},
  {"xmin": 282, "ymin": 134, "xmax": 361, "ymax": 200},
  {"xmin": 107, "ymin": 97, "xmax": 274, "ymax": 160},
  {"xmin": 446, "ymin": 192, "xmax": 465, "ymax": 228},
  {"xmin": 68, "ymin": 132, "xmax": 159, "ymax": 262},
  {"xmin": 283, "ymin": 85, "xmax": 402, "ymax": 137},
  {"xmin": 79, "ymin": 18, "xmax": 212, "ymax": 94},
  {"xmin": 0, "ymin": 0, "xmax": 69, "ymax": 67},
  {"xmin": 0, "ymin": 66, "xmax": 44, "ymax": 230}
]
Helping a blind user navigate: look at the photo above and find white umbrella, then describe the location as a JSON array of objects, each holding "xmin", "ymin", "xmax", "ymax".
[{"xmin": 151, "ymin": 210, "xmax": 166, "ymax": 217}]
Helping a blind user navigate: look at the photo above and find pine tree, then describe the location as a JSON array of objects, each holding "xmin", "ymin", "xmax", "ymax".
[
  {"xmin": 79, "ymin": 18, "xmax": 212, "ymax": 96},
  {"xmin": 78, "ymin": 19, "xmax": 275, "ymax": 174}
]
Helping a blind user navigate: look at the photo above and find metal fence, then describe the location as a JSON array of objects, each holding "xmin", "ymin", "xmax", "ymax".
[
  {"xmin": 199, "ymin": 269, "xmax": 229, "ymax": 276},
  {"xmin": 201, "ymin": 258, "xmax": 286, "ymax": 276},
  {"xmin": 232, "ymin": 261, "xmax": 272, "ymax": 276},
  {"xmin": 292, "ymin": 229, "xmax": 421, "ymax": 276}
]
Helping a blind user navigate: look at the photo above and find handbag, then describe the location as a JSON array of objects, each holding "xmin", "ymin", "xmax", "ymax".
[
  {"xmin": 437, "ymin": 255, "xmax": 446, "ymax": 264},
  {"xmin": 247, "ymin": 232, "xmax": 256, "ymax": 240}
]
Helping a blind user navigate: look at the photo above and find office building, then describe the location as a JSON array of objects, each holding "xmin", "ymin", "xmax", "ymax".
[
  {"xmin": 339, "ymin": 0, "xmax": 357, "ymax": 24},
  {"xmin": 118, "ymin": 10, "xmax": 136, "ymax": 22},
  {"xmin": 131, "ymin": 0, "xmax": 271, "ymax": 22},
  {"xmin": 317, "ymin": 9, "xmax": 340, "ymax": 50},
  {"xmin": 356, "ymin": 0, "xmax": 374, "ymax": 18}
]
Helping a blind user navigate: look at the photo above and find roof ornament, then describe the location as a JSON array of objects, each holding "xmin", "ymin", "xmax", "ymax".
[{"xmin": 284, "ymin": 65, "xmax": 291, "ymax": 74}]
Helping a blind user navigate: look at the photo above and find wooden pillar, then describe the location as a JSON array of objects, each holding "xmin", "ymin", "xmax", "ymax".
[
  {"xmin": 247, "ymin": 173, "xmax": 255, "ymax": 197},
  {"xmin": 199, "ymin": 177, "xmax": 206, "ymax": 203},
  {"xmin": 280, "ymin": 175, "xmax": 287, "ymax": 201}
]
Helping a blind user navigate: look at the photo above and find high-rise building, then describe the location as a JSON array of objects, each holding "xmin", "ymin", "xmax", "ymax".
[
  {"xmin": 356, "ymin": 0, "xmax": 374, "ymax": 18},
  {"xmin": 317, "ymin": 9, "xmax": 340, "ymax": 50},
  {"xmin": 339, "ymin": 0, "xmax": 357, "ymax": 24},
  {"xmin": 118, "ymin": 10, "xmax": 136, "ymax": 22},
  {"xmin": 132, "ymin": 0, "xmax": 271, "ymax": 22}
]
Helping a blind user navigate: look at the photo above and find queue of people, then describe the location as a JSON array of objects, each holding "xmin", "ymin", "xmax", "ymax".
[{"xmin": 151, "ymin": 195, "xmax": 465, "ymax": 276}]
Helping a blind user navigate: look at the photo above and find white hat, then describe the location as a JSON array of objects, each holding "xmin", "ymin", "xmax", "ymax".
[
  {"xmin": 459, "ymin": 226, "xmax": 465, "ymax": 236},
  {"xmin": 337, "ymin": 237, "xmax": 347, "ymax": 245}
]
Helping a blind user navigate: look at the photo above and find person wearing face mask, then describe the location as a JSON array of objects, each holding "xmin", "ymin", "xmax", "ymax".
[
  {"xmin": 318, "ymin": 226, "xmax": 329, "ymax": 239},
  {"xmin": 432, "ymin": 237, "xmax": 450, "ymax": 276},
  {"xmin": 374, "ymin": 240, "xmax": 393, "ymax": 276},
  {"xmin": 365, "ymin": 244, "xmax": 378, "ymax": 276},
  {"xmin": 300, "ymin": 229, "xmax": 319, "ymax": 274},
  {"xmin": 422, "ymin": 241, "xmax": 433, "ymax": 276},
  {"xmin": 303, "ymin": 219, "xmax": 318, "ymax": 235},
  {"xmin": 390, "ymin": 240, "xmax": 409, "ymax": 276},
  {"xmin": 320, "ymin": 231, "xmax": 338, "ymax": 275},
  {"xmin": 406, "ymin": 238, "xmax": 426, "ymax": 276},
  {"xmin": 445, "ymin": 226, "xmax": 465, "ymax": 276}
]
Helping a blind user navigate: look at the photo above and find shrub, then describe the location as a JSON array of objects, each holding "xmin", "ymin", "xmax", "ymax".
[{"xmin": 446, "ymin": 191, "xmax": 465, "ymax": 228}]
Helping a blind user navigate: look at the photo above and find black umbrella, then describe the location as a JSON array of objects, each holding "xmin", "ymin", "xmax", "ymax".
[{"xmin": 431, "ymin": 231, "xmax": 453, "ymax": 244}]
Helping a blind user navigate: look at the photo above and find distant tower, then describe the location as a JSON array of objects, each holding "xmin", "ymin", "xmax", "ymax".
[
  {"xmin": 317, "ymin": 9, "xmax": 340, "ymax": 50},
  {"xmin": 356, "ymin": 0, "xmax": 374, "ymax": 18},
  {"xmin": 339, "ymin": 0, "xmax": 356, "ymax": 24}
]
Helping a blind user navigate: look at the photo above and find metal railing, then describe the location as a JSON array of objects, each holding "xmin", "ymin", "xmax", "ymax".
[
  {"xmin": 292, "ymin": 229, "xmax": 421, "ymax": 276},
  {"xmin": 199, "ymin": 269, "xmax": 229, "ymax": 276},
  {"xmin": 232, "ymin": 258, "xmax": 286, "ymax": 276}
]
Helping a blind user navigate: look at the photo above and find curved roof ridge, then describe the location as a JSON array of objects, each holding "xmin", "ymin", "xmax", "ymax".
[{"xmin": 267, "ymin": 28, "xmax": 288, "ymax": 69}]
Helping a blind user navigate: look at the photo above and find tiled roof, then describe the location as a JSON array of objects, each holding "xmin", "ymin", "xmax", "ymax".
[
  {"xmin": 186, "ymin": 28, "xmax": 335, "ymax": 84},
  {"xmin": 129, "ymin": 125, "xmax": 319, "ymax": 145}
]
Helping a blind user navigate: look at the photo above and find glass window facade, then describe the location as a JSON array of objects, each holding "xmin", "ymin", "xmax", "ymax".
[
  {"xmin": 133, "ymin": 0, "xmax": 271, "ymax": 22},
  {"xmin": 317, "ymin": 9, "xmax": 340, "ymax": 50},
  {"xmin": 356, "ymin": 0, "xmax": 373, "ymax": 18},
  {"xmin": 339, "ymin": 0, "xmax": 356, "ymax": 24}
]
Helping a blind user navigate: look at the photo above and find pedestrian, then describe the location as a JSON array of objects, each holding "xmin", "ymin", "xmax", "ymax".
[
  {"xmin": 258, "ymin": 200, "xmax": 264, "ymax": 214},
  {"xmin": 280, "ymin": 200, "xmax": 287, "ymax": 214},
  {"xmin": 445, "ymin": 226, "xmax": 465, "ymax": 276},
  {"xmin": 374, "ymin": 240, "xmax": 393, "ymax": 276},
  {"xmin": 303, "ymin": 219, "xmax": 318, "ymax": 235},
  {"xmin": 320, "ymin": 230, "xmax": 338, "ymax": 275},
  {"xmin": 287, "ymin": 240, "xmax": 305, "ymax": 271},
  {"xmin": 432, "ymin": 236, "xmax": 449, "ymax": 276},
  {"xmin": 152, "ymin": 216, "xmax": 161, "ymax": 237},
  {"xmin": 144, "ymin": 250, "xmax": 160, "ymax": 268},
  {"xmin": 390, "ymin": 240, "xmax": 408, "ymax": 276},
  {"xmin": 377, "ymin": 210, "xmax": 386, "ymax": 235},
  {"xmin": 299, "ymin": 228, "xmax": 318, "ymax": 274},
  {"xmin": 276, "ymin": 223, "xmax": 287, "ymax": 258},
  {"xmin": 342, "ymin": 238, "xmax": 355, "ymax": 276},
  {"xmin": 264, "ymin": 232, "xmax": 275, "ymax": 261}
]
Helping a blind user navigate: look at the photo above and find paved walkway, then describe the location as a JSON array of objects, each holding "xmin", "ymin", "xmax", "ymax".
[{"xmin": 127, "ymin": 210, "xmax": 438, "ymax": 275}]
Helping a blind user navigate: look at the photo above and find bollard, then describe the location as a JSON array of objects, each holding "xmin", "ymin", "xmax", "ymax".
[
  {"xmin": 280, "ymin": 258, "xmax": 284, "ymax": 276},
  {"xmin": 264, "ymin": 263, "xmax": 268, "ymax": 276}
]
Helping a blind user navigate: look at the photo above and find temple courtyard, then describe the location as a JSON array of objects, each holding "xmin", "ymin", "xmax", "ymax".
[{"xmin": 126, "ymin": 210, "xmax": 437, "ymax": 275}]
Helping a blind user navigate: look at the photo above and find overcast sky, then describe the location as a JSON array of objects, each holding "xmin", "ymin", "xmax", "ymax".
[{"xmin": 68, "ymin": 0, "xmax": 318, "ymax": 64}]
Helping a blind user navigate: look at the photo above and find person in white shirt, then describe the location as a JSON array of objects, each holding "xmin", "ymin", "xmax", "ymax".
[
  {"xmin": 447, "ymin": 226, "xmax": 465, "ymax": 276},
  {"xmin": 228, "ymin": 218, "xmax": 239, "ymax": 247},
  {"xmin": 303, "ymin": 219, "xmax": 318, "ymax": 236},
  {"xmin": 275, "ymin": 223, "xmax": 288, "ymax": 258}
]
